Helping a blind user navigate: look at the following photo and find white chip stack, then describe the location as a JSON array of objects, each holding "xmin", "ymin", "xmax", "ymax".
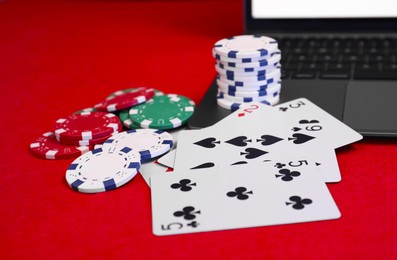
[{"xmin": 213, "ymin": 35, "xmax": 282, "ymax": 111}]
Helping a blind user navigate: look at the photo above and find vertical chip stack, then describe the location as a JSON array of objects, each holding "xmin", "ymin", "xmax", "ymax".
[{"xmin": 213, "ymin": 35, "xmax": 282, "ymax": 111}]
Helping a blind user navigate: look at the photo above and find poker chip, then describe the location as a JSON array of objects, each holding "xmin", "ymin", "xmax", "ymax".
[
  {"xmin": 107, "ymin": 88, "xmax": 164, "ymax": 99},
  {"xmin": 218, "ymin": 84, "xmax": 281, "ymax": 97},
  {"xmin": 56, "ymin": 133, "xmax": 115, "ymax": 146},
  {"xmin": 217, "ymin": 94, "xmax": 280, "ymax": 111},
  {"xmin": 213, "ymin": 35, "xmax": 278, "ymax": 59},
  {"xmin": 103, "ymin": 129, "xmax": 173, "ymax": 162},
  {"xmin": 215, "ymin": 62, "xmax": 281, "ymax": 77},
  {"xmin": 217, "ymin": 61, "xmax": 281, "ymax": 73},
  {"xmin": 216, "ymin": 78, "xmax": 281, "ymax": 91},
  {"xmin": 217, "ymin": 53, "xmax": 281, "ymax": 69},
  {"xmin": 54, "ymin": 111, "xmax": 122, "ymax": 141},
  {"xmin": 217, "ymin": 75, "xmax": 281, "ymax": 88},
  {"xmin": 74, "ymin": 107, "xmax": 97, "ymax": 114},
  {"xmin": 218, "ymin": 68, "xmax": 281, "ymax": 82},
  {"xmin": 213, "ymin": 49, "xmax": 281, "ymax": 63},
  {"xmin": 65, "ymin": 146, "xmax": 141, "ymax": 193},
  {"xmin": 127, "ymin": 94, "xmax": 195, "ymax": 130},
  {"xmin": 95, "ymin": 87, "xmax": 155, "ymax": 112},
  {"xmin": 217, "ymin": 91, "xmax": 280, "ymax": 103},
  {"xmin": 118, "ymin": 109, "xmax": 136, "ymax": 129},
  {"xmin": 30, "ymin": 132, "xmax": 90, "ymax": 160}
]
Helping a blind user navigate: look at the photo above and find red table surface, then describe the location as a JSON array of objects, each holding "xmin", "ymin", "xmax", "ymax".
[{"xmin": 1, "ymin": 0, "xmax": 396, "ymax": 259}]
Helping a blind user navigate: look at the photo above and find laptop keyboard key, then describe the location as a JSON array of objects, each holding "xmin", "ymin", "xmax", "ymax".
[
  {"xmin": 291, "ymin": 71, "xmax": 316, "ymax": 79},
  {"xmin": 319, "ymin": 71, "xmax": 350, "ymax": 79},
  {"xmin": 353, "ymin": 71, "xmax": 397, "ymax": 79}
]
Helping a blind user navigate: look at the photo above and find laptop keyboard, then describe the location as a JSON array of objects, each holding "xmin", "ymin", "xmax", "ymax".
[{"xmin": 276, "ymin": 36, "xmax": 397, "ymax": 80}]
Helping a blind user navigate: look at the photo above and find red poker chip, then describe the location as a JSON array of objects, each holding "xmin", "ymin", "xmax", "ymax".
[
  {"xmin": 95, "ymin": 87, "xmax": 155, "ymax": 112},
  {"xmin": 56, "ymin": 132, "xmax": 114, "ymax": 146},
  {"xmin": 29, "ymin": 132, "xmax": 91, "ymax": 160},
  {"xmin": 54, "ymin": 111, "xmax": 122, "ymax": 141}
]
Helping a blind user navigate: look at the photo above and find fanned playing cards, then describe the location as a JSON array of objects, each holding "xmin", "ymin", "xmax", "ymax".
[{"xmin": 150, "ymin": 98, "xmax": 363, "ymax": 235}]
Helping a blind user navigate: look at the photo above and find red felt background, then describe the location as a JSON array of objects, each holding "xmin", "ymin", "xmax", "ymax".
[{"xmin": 1, "ymin": 0, "xmax": 397, "ymax": 259}]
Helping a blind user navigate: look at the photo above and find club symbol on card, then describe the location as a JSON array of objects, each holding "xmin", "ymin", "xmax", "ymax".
[
  {"xmin": 194, "ymin": 137, "xmax": 221, "ymax": 148},
  {"xmin": 174, "ymin": 206, "xmax": 201, "ymax": 220},
  {"xmin": 288, "ymin": 133, "xmax": 315, "ymax": 144},
  {"xmin": 187, "ymin": 221, "xmax": 199, "ymax": 228},
  {"xmin": 256, "ymin": 135, "xmax": 283, "ymax": 146},
  {"xmin": 286, "ymin": 196, "xmax": 313, "ymax": 210},
  {"xmin": 240, "ymin": 148, "xmax": 268, "ymax": 159},
  {"xmin": 275, "ymin": 169, "xmax": 301, "ymax": 181},
  {"xmin": 190, "ymin": 162, "xmax": 215, "ymax": 170},
  {"xmin": 227, "ymin": 187, "xmax": 253, "ymax": 200},
  {"xmin": 170, "ymin": 179, "xmax": 196, "ymax": 192},
  {"xmin": 274, "ymin": 163, "xmax": 286, "ymax": 169},
  {"xmin": 225, "ymin": 136, "xmax": 252, "ymax": 147}
]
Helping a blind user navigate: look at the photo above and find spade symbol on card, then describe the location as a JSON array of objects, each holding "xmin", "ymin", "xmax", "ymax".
[
  {"xmin": 190, "ymin": 162, "xmax": 215, "ymax": 170},
  {"xmin": 194, "ymin": 137, "xmax": 221, "ymax": 148},
  {"xmin": 225, "ymin": 136, "xmax": 252, "ymax": 147},
  {"xmin": 288, "ymin": 133, "xmax": 315, "ymax": 144},
  {"xmin": 285, "ymin": 196, "xmax": 313, "ymax": 210},
  {"xmin": 173, "ymin": 206, "xmax": 201, "ymax": 220},
  {"xmin": 227, "ymin": 187, "xmax": 253, "ymax": 200},
  {"xmin": 291, "ymin": 127, "xmax": 301, "ymax": 132},
  {"xmin": 240, "ymin": 148, "xmax": 267, "ymax": 159},
  {"xmin": 256, "ymin": 135, "xmax": 283, "ymax": 146}
]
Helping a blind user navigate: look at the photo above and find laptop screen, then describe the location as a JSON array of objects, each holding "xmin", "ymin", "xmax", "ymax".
[
  {"xmin": 245, "ymin": 0, "xmax": 397, "ymax": 32},
  {"xmin": 252, "ymin": 0, "xmax": 397, "ymax": 19}
]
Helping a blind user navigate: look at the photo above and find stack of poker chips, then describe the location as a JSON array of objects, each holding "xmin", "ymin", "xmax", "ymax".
[{"xmin": 213, "ymin": 35, "xmax": 282, "ymax": 111}]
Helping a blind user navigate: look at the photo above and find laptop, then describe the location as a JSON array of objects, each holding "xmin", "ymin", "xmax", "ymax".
[{"xmin": 188, "ymin": 0, "xmax": 397, "ymax": 137}]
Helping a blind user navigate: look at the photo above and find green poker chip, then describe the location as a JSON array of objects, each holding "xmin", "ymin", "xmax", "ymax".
[
  {"xmin": 119, "ymin": 109, "xmax": 138, "ymax": 129},
  {"xmin": 127, "ymin": 94, "xmax": 195, "ymax": 130}
]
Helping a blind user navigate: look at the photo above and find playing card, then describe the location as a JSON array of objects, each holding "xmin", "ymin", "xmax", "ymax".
[
  {"xmin": 157, "ymin": 149, "xmax": 176, "ymax": 169},
  {"xmin": 139, "ymin": 158, "xmax": 173, "ymax": 186},
  {"xmin": 151, "ymin": 162, "xmax": 340, "ymax": 236}
]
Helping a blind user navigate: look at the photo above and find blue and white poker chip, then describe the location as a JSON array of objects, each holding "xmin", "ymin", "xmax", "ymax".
[
  {"xmin": 217, "ymin": 90, "xmax": 280, "ymax": 103},
  {"xmin": 217, "ymin": 68, "xmax": 281, "ymax": 82},
  {"xmin": 218, "ymin": 83, "xmax": 281, "ymax": 97},
  {"xmin": 217, "ymin": 94, "xmax": 280, "ymax": 111},
  {"xmin": 216, "ymin": 78, "xmax": 281, "ymax": 91},
  {"xmin": 216, "ymin": 61, "xmax": 281, "ymax": 73},
  {"xmin": 215, "ymin": 62, "xmax": 281, "ymax": 77},
  {"xmin": 65, "ymin": 146, "xmax": 141, "ymax": 193},
  {"xmin": 217, "ymin": 53, "xmax": 281, "ymax": 69},
  {"xmin": 213, "ymin": 35, "xmax": 278, "ymax": 59},
  {"xmin": 103, "ymin": 129, "xmax": 173, "ymax": 162},
  {"xmin": 213, "ymin": 49, "xmax": 281, "ymax": 63},
  {"xmin": 217, "ymin": 75, "xmax": 281, "ymax": 88}
]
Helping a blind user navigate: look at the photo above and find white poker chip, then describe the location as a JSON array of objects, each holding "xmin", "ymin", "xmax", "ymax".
[
  {"xmin": 218, "ymin": 84, "xmax": 281, "ymax": 98},
  {"xmin": 217, "ymin": 74, "xmax": 282, "ymax": 88},
  {"xmin": 217, "ymin": 53, "xmax": 281, "ymax": 69},
  {"xmin": 213, "ymin": 48, "xmax": 281, "ymax": 63},
  {"xmin": 218, "ymin": 68, "xmax": 281, "ymax": 82},
  {"xmin": 216, "ymin": 61, "xmax": 281, "ymax": 73},
  {"xmin": 103, "ymin": 129, "xmax": 174, "ymax": 162},
  {"xmin": 217, "ymin": 90, "xmax": 280, "ymax": 103},
  {"xmin": 65, "ymin": 146, "xmax": 141, "ymax": 193},
  {"xmin": 215, "ymin": 63, "xmax": 281, "ymax": 77},
  {"xmin": 216, "ymin": 78, "xmax": 281, "ymax": 92},
  {"xmin": 213, "ymin": 35, "xmax": 278, "ymax": 59},
  {"xmin": 217, "ymin": 94, "xmax": 280, "ymax": 111}
]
